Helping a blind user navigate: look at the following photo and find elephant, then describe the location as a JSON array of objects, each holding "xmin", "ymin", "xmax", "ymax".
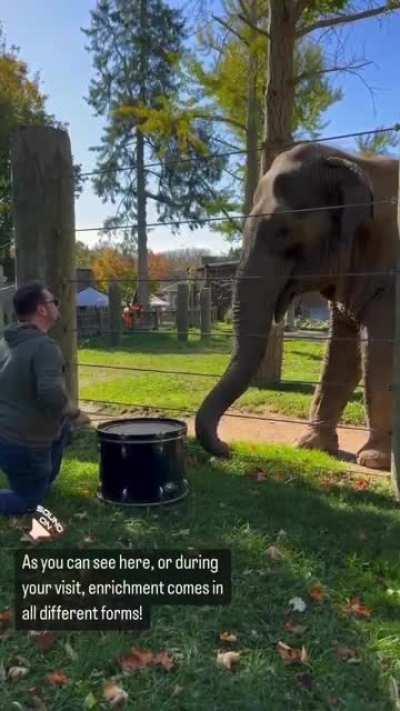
[{"xmin": 195, "ymin": 142, "xmax": 399, "ymax": 470}]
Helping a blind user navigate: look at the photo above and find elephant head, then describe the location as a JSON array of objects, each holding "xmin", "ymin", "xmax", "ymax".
[{"xmin": 195, "ymin": 144, "xmax": 374, "ymax": 457}]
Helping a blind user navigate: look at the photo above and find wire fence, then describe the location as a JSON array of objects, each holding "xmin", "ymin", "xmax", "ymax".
[{"xmin": 2, "ymin": 122, "xmax": 399, "ymax": 453}]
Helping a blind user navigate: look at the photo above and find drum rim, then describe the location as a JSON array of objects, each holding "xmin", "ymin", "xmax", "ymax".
[
  {"xmin": 96, "ymin": 417, "xmax": 188, "ymax": 440},
  {"xmin": 97, "ymin": 478, "xmax": 190, "ymax": 507}
]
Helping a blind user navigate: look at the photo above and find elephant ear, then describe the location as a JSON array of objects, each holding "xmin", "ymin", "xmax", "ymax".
[
  {"xmin": 321, "ymin": 156, "xmax": 374, "ymax": 246},
  {"xmin": 319, "ymin": 155, "xmax": 374, "ymax": 312}
]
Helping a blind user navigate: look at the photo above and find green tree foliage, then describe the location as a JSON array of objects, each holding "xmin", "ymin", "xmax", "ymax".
[
  {"xmin": 355, "ymin": 127, "xmax": 400, "ymax": 155},
  {"xmin": 83, "ymin": 0, "xmax": 230, "ymax": 246},
  {"xmin": 0, "ymin": 28, "xmax": 53, "ymax": 280}
]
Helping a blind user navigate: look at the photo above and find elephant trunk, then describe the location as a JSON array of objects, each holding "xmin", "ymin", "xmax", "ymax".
[{"xmin": 195, "ymin": 252, "xmax": 292, "ymax": 457}]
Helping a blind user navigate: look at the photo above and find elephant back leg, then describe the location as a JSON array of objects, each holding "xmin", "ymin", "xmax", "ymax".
[
  {"xmin": 357, "ymin": 292, "xmax": 393, "ymax": 470},
  {"xmin": 297, "ymin": 303, "xmax": 362, "ymax": 454}
]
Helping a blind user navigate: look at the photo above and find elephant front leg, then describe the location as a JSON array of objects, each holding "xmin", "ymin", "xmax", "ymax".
[
  {"xmin": 297, "ymin": 304, "xmax": 362, "ymax": 455},
  {"xmin": 357, "ymin": 295, "xmax": 393, "ymax": 470}
]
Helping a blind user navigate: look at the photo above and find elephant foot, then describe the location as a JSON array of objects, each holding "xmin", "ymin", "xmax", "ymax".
[
  {"xmin": 357, "ymin": 442, "xmax": 391, "ymax": 471},
  {"xmin": 296, "ymin": 426, "xmax": 339, "ymax": 455}
]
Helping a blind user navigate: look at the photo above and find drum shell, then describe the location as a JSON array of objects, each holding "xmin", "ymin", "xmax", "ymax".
[{"xmin": 97, "ymin": 418, "xmax": 188, "ymax": 505}]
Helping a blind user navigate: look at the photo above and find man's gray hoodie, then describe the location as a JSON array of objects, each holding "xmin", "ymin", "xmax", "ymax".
[{"xmin": 0, "ymin": 323, "xmax": 70, "ymax": 445}]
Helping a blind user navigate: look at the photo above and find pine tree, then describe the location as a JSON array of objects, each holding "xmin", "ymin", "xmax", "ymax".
[{"xmin": 83, "ymin": 0, "xmax": 230, "ymax": 308}]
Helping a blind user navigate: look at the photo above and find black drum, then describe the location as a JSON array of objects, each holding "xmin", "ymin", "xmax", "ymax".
[{"xmin": 97, "ymin": 418, "xmax": 189, "ymax": 506}]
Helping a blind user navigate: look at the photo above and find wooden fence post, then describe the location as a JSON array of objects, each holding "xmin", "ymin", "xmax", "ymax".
[
  {"xmin": 11, "ymin": 126, "xmax": 78, "ymax": 403},
  {"xmin": 176, "ymin": 282, "xmax": 189, "ymax": 342},
  {"xmin": 109, "ymin": 281, "xmax": 122, "ymax": 347},
  {"xmin": 200, "ymin": 287, "xmax": 212, "ymax": 341},
  {"xmin": 391, "ymin": 160, "xmax": 400, "ymax": 501}
]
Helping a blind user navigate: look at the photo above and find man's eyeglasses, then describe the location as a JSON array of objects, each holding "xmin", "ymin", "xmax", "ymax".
[{"xmin": 43, "ymin": 298, "xmax": 60, "ymax": 307}]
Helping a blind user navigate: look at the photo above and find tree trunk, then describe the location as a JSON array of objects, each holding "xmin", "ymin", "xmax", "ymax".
[
  {"xmin": 254, "ymin": 0, "xmax": 297, "ymax": 386},
  {"xmin": 136, "ymin": 0, "xmax": 149, "ymax": 309},
  {"xmin": 243, "ymin": 0, "xmax": 260, "ymax": 216},
  {"xmin": 11, "ymin": 126, "xmax": 78, "ymax": 403}
]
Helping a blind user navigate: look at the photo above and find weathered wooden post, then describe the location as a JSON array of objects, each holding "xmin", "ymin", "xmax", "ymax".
[
  {"xmin": 11, "ymin": 126, "xmax": 78, "ymax": 403},
  {"xmin": 109, "ymin": 281, "xmax": 122, "ymax": 347},
  {"xmin": 176, "ymin": 282, "xmax": 189, "ymax": 342},
  {"xmin": 200, "ymin": 287, "xmax": 212, "ymax": 342},
  {"xmin": 0, "ymin": 265, "xmax": 5, "ymax": 333},
  {"xmin": 391, "ymin": 160, "xmax": 400, "ymax": 501}
]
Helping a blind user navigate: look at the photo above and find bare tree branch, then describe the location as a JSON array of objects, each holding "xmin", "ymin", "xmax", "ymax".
[
  {"xmin": 212, "ymin": 14, "xmax": 249, "ymax": 45},
  {"xmin": 238, "ymin": 14, "xmax": 270, "ymax": 38},
  {"xmin": 294, "ymin": 60, "xmax": 372, "ymax": 84},
  {"xmin": 297, "ymin": 2, "xmax": 400, "ymax": 38}
]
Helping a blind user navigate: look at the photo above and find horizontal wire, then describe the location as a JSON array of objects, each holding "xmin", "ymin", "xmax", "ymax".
[
  {"xmin": 67, "ymin": 269, "xmax": 396, "ymax": 284},
  {"xmin": 75, "ymin": 360, "xmax": 354, "ymax": 387},
  {"xmin": 79, "ymin": 124, "xmax": 400, "ymax": 179},
  {"xmin": 67, "ymin": 327, "xmax": 394, "ymax": 343},
  {"xmin": 78, "ymin": 396, "xmax": 375, "ymax": 433},
  {"xmin": 75, "ymin": 197, "xmax": 397, "ymax": 233}
]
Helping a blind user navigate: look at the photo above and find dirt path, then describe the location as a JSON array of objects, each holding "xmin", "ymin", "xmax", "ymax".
[{"xmin": 82, "ymin": 405, "xmax": 389, "ymax": 477}]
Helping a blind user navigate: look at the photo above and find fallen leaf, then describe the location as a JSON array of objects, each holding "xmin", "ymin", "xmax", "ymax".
[
  {"xmin": 119, "ymin": 648, "xmax": 154, "ymax": 672},
  {"xmin": 216, "ymin": 651, "xmax": 241, "ymax": 671},
  {"xmin": 327, "ymin": 697, "xmax": 340, "ymax": 706},
  {"xmin": 344, "ymin": 597, "xmax": 372, "ymax": 619},
  {"xmin": 309, "ymin": 584, "xmax": 328, "ymax": 604},
  {"xmin": 153, "ymin": 651, "xmax": 175, "ymax": 671},
  {"xmin": 0, "ymin": 609, "xmax": 13, "ymax": 629},
  {"xmin": 119, "ymin": 647, "xmax": 175, "ymax": 673},
  {"xmin": 8, "ymin": 666, "xmax": 29, "ymax": 681},
  {"xmin": 46, "ymin": 671, "xmax": 70, "ymax": 687},
  {"xmin": 335, "ymin": 645, "xmax": 361, "ymax": 663},
  {"xmin": 219, "ymin": 631, "xmax": 238, "ymax": 643},
  {"xmin": 297, "ymin": 672, "xmax": 314, "ymax": 690},
  {"xmin": 289, "ymin": 597, "xmax": 307, "ymax": 613},
  {"xmin": 27, "ymin": 690, "xmax": 48, "ymax": 711},
  {"xmin": 103, "ymin": 681, "xmax": 129, "ymax": 708},
  {"xmin": 354, "ymin": 479, "xmax": 370, "ymax": 492},
  {"xmin": 74, "ymin": 512, "xmax": 88, "ymax": 520},
  {"xmin": 172, "ymin": 685, "xmax": 184, "ymax": 697},
  {"xmin": 284, "ymin": 620, "xmax": 307, "ymax": 635},
  {"xmin": 83, "ymin": 535, "xmax": 96, "ymax": 544},
  {"xmin": 64, "ymin": 641, "xmax": 78, "ymax": 661},
  {"xmin": 277, "ymin": 641, "xmax": 309, "ymax": 665},
  {"xmin": 358, "ymin": 530, "xmax": 368, "ymax": 542},
  {"xmin": 83, "ymin": 691, "xmax": 97, "ymax": 709},
  {"xmin": 266, "ymin": 545, "xmax": 284, "ymax": 562},
  {"xmin": 30, "ymin": 631, "xmax": 57, "ymax": 652},
  {"xmin": 247, "ymin": 470, "xmax": 268, "ymax": 482},
  {"xmin": 0, "ymin": 662, "xmax": 6, "ymax": 682}
]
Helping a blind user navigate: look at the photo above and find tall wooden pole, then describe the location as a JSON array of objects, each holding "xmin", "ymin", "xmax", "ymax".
[
  {"xmin": 391, "ymin": 158, "xmax": 400, "ymax": 501},
  {"xmin": 11, "ymin": 126, "xmax": 78, "ymax": 403}
]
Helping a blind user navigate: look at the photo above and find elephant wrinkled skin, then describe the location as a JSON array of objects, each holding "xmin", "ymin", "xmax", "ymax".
[{"xmin": 195, "ymin": 143, "xmax": 398, "ymax": 470}]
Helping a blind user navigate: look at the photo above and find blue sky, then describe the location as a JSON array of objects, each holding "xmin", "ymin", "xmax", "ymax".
[{"xmin": 1, "ymin": 1, "xmax": 400, "ymax": 254}]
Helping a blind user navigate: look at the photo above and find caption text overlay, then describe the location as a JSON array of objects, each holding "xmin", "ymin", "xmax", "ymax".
[{"xmin": 14, "ymin": 549, "xmax": 231, "ymax": 631}]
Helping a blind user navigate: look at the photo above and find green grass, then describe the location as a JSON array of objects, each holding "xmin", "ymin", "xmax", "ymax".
[
  {"xmin": 78, "ymin": 327, "xmax": 365, "ymax": 425},
  {"xmin": 1, "ymin": 432, "xmax": 399, "ymax": 709}
]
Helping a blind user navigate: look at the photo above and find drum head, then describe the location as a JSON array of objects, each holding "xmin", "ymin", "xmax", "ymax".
[{"xmin": 97, "ymin": 417, "xmax": 187, "ymax": 442}]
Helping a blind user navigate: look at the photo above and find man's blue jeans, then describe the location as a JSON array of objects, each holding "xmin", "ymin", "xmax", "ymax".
[{"xmin": 0, "ymin": 422, "xmax": 71, "ymax": 517}]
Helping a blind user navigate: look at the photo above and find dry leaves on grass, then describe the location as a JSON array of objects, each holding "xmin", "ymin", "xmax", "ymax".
[
  {"xmin": 284, "ymin": 620, "xmax": 307, "ymax": 635},
  {"xmin": 309, "ymin": 584, "xmax": 328, "ymax": 604},
  {"xmin": 353, "ymin": 479, "xmax": 370, "ymax": 492},
  {"xmin": 119, "ymin": 647, "xmax": 175, "ymax": 673},
  {"xmin": 8, "ymin": 666, "xmax": 30, "ymax": 681},
  {"xmin": 277, "ymin": 641, "xmax": 309, "ymax": 665},
  {"xmin": 344, "ymin": 597, "xmax": 372, "ymax": 619},
  {"xmin": 247, "ymin": 470, "xmax": 268, "ymax": 482},
  {"xmin": 103, "ymin": 681, "xmax": 129, "ymax": 708},
  {"xmin": 216, "ymin": 651, "xmax": 241, "ymax": 671},
  {"xmin": 334, "ymin": 645, "xmax": 361, "ymax": 663},
  {"xmin": 46, "ymin": 671, "xmax": 71, "ymax": 687},
  {"xmin": 266, "ymin": 545, "xmax": 284, "ymax": 562},
  {"xmin": 288, "ymin": 597, "xmax": 307, "ymax": 613},
  {"xmin": 29, "ymin": 631, "xmax": 57, "ymax": 652},
  {"xmin": 219, "ymin": 631, "xmax": 238, "ymax": 643},
  {"xmin": 82, "ymin": 535, "xmax": 96, "ymax": 544},
  {"xmin": 0, "ymin": 608, "xmax": 13, "ymax": 629}
]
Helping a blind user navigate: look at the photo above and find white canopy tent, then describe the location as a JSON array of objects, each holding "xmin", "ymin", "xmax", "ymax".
[{"xmin": 76, "ymin": 287, "xmax": 109, "ymax": 308}]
